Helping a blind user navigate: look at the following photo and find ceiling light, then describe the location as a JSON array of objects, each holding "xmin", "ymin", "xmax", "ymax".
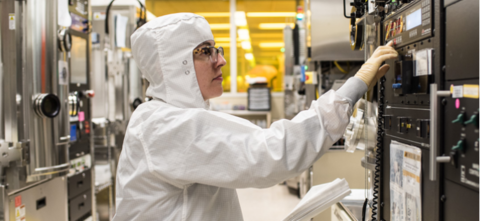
[
  {"xmin": 209, "ymin": 23, "xmax": 230, "ymax": 30},
  {"xmin": 214, "ymin": 37, "xmax": 231, "ymax": 42},
  {"xmin": 216, "ymin": 43, "xmax": 241, "ymax": 48},
  {"xmin": 246, "ymin": 12, "xmax": 296, "ymax": 17},
  {"xmin": 196, "ymin": 12, "xmax": 230, "ymax": 17},
  {"xmin": 235, "ymin": 11, "xmax": 247, "ymax": 27},
  {"xmin": 250, "ymin": 33, "xmax": 284, "ymax": 38},
  {"xmin": 195, "ymin": 12, "xmax": 297, "ymax": 18},
  {"xmin": 259, "ymin": 42, "xmax": 285, "ymax": 48},
  {"xmin": 241, "ymin": 41, "xmax": 252, "ymax": 50},
  {"xmin": 237, "ymin": 29, "xmax": 250, "ymax": 40},
  {"xmin": 245, "ymin": 53, "xmax": 254, "ymax": 60},
  {"xmin": 258, "ymin": 23, "xmax": 295, "ymax": 30}
]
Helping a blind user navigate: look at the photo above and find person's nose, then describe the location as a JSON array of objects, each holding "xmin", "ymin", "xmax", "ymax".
[{"xmin": 214, "ymin": 53, "xmax": 226, "ymax": 68}]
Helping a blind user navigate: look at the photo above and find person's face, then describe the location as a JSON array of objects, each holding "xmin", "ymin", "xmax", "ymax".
[{"xmin": 193, "ymin": 40, "xmax": 227, "ymax": 100}]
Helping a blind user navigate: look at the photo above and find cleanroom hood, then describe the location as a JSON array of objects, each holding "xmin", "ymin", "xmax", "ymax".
[{"xmin": 130, "ymin": 13, "xmax": 214, "ymax": 109}]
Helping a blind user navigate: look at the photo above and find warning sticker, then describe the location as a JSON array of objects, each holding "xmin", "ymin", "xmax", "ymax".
[
  {"xmin": 14, "ymin": 196, "xmax": 21, "ymax": 207},
  {"xmin": 15, "ymin": 204, "xmax": 25, "ymax": 221},
  {"xmin": 452, "ymin": 85, "xmax": 463, "ymax": 98},
  {"xmin": 9, "ymin": 13, "xmax": 15, "ymax": 30},
  {"xmin": 463, "ymin": 85, "xmax": 479, "ymax": 99},
  {"xmin": 93, "ymin": 12, "xmax": 106, "ymax": 20}
]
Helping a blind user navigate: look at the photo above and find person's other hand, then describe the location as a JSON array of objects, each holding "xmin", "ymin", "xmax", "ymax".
[{"xmin": 355, "ymin": 41, "xmax": 398, "ymax": 90}]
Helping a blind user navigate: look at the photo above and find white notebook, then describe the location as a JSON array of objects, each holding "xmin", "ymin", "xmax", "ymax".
[{"xmin": 283, "ymin": 178, "xmax": 352, "ymax": 221}]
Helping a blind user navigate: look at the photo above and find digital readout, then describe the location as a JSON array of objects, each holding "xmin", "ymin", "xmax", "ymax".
[{"xmin": 406, "ymin": 9, "xmax": 422, "ymax": 31}]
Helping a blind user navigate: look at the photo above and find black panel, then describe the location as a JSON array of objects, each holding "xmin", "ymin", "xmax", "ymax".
[
  {"xmin": 445, "ymin": 0, "xmax": 479, "ymax": 81},
  {"xmin": 384, "ymin": 40, "xmax": 434, "ymax": 106},
  {"xmin": 443, "ymin": 180, "xmax": 479, "ymax": 221},
  {"xmin": 69, "ymin": 139, "xmax": 91, "ymax": 159},
  {"xmin": 384, "ymin": 107, "xmax": 431, "ymax": 144},
  {"xmin": 68, "ymin": 190, "xmax": 92, "ymax": 221},
  {"xmin": 442, "ymin": 79, "xmax": 479, "ymax": 192},
  {"xmin": 379, "ymin": 1, "xmax": 442, "ymax": 220},
  {"xmin": 68, "ymin": 169, "xmax": 92, "ymax": 199}
]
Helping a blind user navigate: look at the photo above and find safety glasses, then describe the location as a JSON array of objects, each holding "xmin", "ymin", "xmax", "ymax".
[{"xmin": 193, "ymin": 46, "xmax": 224, "ymax": 63}]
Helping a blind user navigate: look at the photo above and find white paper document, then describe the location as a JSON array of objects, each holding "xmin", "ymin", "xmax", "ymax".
[
  {"xmin": 57, "ymin": 0, "xmax": 72, "ymax": 27},
  {"xmin": 390, "ymin": 141, "xmax": 422, "ymax": 221},
  {"xmin": 283, "ymin": 178, "xmax": 351, "ymax": 221}
]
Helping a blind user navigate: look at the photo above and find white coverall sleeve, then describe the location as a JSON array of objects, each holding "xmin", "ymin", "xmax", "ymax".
[{"xmin": 139, "ymin": 77, "xmax": 367, "ymax": 189}]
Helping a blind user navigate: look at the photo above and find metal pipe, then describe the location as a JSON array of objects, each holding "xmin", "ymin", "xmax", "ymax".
[
  {"xmin": 0, "ymin": 8, "xmax": 3, "ymax": 140},
  {"xmin": 429, "ymin": 84, "xmax": 438, "ymax": 181},
  {"xmin": 34, "ymin": 162, "xmax": 69, "ymax": 172},
  {"xmin": 437, "ymin": 156, "xmax": 451, "ymax": 163},
  {"xmin": 343, "ymin": 0, "xmax": 352, "ymax": 19}
]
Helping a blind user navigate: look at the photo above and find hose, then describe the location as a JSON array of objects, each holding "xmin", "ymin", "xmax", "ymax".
[
  {"xmin": 371, "ymin": 76, "xmax": 386, "ymax": 221},
  {"xmin": 334, "ymin": 61, "xmax": 348, "ymax": 74}
]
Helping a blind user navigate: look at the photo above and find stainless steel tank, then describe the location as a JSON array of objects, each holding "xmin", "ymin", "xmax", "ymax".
[{"xmin": 0, "ymin": 0, "xmax": 70, "ymax": 219}]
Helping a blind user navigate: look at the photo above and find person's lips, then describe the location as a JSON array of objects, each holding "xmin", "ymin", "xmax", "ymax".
[{"xmin": 213, "ymin": 74, "xmax": 223, "ymax": 81}]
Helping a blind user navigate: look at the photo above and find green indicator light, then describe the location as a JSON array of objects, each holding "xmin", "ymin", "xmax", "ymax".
[
  {"xmin": 280, "ymin": 48, "xmax": 285, "ymax": 52},
  {"xmin": 305, "ymin": 65, "xmax": 308, "ymax": 70},
  {"xmin": 296, "ymin": 13, "xmax": 304, "ymax": 20}
]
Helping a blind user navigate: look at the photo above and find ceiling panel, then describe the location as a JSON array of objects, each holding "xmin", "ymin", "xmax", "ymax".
[{"xmin": 146, "ymin": 0, "xmax": 297, "ymax": 68}]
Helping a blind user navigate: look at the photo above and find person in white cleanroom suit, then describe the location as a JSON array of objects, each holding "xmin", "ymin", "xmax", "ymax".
[{"xmin": 113, "ymin": 13, "xmax": 397, "ymax": 221}]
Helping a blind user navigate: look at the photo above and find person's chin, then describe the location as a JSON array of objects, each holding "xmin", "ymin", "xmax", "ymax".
[{"xmin": 212, "ymin": 86, "xmax": 223, "ymax": 98}]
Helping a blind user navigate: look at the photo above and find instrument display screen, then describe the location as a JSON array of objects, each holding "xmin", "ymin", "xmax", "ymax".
[{"xmin": 406, "ymin": 9, "xmax": 422, "ymax": 31}]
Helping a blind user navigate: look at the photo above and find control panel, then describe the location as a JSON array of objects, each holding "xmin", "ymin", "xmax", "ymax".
[
  {"xmin": 383, "ymin": 0, "xmax": 435, "ymax": 106},
  {"xmin": 384, "ymin": 0, "xmax": 432, "ymax": 47},
  {"xmin": 380, "ymin": 8, "xmax": 436, "ymax": 219},
  {"xmin": 440, "ymin": 1, "xmax": 479, "ymax": 220}
]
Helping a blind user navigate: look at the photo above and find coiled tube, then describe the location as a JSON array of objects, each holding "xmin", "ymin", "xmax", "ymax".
[{"xmin": 371, "ymin": 76, "xmax": 386, "ymax": 221}]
